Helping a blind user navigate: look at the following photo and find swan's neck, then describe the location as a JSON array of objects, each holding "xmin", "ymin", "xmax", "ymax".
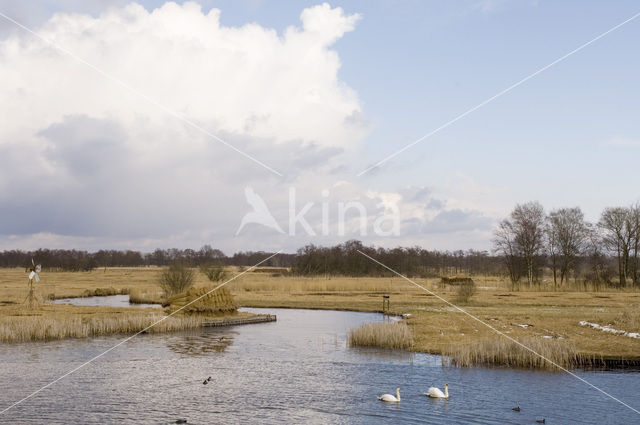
[
  {"xmin": 396, "ymin": 389, "xmax": 401, "ymax": 401},
  {"xmin": 444, "ymin": 386, "xmax": 448, "ymax": 398}
]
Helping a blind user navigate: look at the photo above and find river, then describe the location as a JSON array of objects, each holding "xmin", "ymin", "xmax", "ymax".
[{"xmin": 0, "ymin": 308, "xmax": 638, "ymax": 424}]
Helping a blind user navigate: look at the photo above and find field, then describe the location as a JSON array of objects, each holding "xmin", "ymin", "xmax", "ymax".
[{"xmin": 1, "ymin": 267, "xmax": 639, "ymax": 368}]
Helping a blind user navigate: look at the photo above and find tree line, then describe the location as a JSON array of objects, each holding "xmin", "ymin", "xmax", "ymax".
[
  {"xmin": 0, "ymin": 245, "xmax": 294, "ymax": 271},
  {"xmin": 493, "ymin": 202, "xmax": 640, "ymax": 288},
  {"xmin": 292, "ymin": 240, "xmax": 502, "ymax": 277},
  {"xmin": 0, "ymin": 241, "xmax": 502, "ymax": 277}
]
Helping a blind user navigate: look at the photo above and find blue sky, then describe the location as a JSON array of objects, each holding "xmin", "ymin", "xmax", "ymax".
[{"xmin": 0, "ymin": 0, "xmax": 638, "ymax": 252}]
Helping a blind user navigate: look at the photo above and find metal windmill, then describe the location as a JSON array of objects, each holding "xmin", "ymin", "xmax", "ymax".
[{"xmin": 24, "ymin": 259, "xmax": 41, "ymax": 309}]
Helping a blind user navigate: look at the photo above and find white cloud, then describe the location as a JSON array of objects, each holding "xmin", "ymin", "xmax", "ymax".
[
  {"xmin": 0, "ymin": 2, "xmax": 499, "ymax": 253},
  {"xmin": 0, "ymin": 2, "xmax": 370, "ymax": 250}
]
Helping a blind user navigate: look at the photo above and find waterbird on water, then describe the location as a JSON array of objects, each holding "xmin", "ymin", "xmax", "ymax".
[
  {"xmin": 202, "ymin": 376, "xmax": 212, "ymax": 385},
  {"xmin": 512, "ymin": 406, "xmax": 521, "ymax": 411},
  {"xmin": 426, "ymin": 383, "xmax": 449, "ymax": 399},
  {"xmin": 378, "ymin": 388, "xmax": 401, "ymax": 402},
  {"xmin": 536, "ymin": 420, "xmax": 545, "ymax": 424}
]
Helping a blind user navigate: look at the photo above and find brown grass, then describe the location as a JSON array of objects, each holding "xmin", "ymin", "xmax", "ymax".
[
  {"xmin": 348, "ymin": 322, "xmax": 413, "ymax": 349},
  {"xmin": 443, "ymin": 337, "xmax": 580, "ymax": 370},
  {"xmin": 0, "ymin": 309, "xmax": 204, "ymax": 343}
]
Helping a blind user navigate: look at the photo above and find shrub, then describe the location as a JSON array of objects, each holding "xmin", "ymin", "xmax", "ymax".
[
  {"xmin": 199, "ymin": 262, "xmax": 227, "ymax": 283},
  {"xmin": 454, "ymin": 281, "xmax": 477, "ymax": 303},
  {"xmin": 158, "ymin": 260, "xmax": 195, "ymax": 298}
]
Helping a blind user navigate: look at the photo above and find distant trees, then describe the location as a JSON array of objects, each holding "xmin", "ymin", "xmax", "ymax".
[
  {"xmin": 494, "ymin": 202, "xmax": 640, "ymax": 289},
  {"xmin": 492, "ymin": 202, "xmax": 545, "ymax": 287},
  {"xmin": 292, "ymin": 240, "xmax": 503, "ymax": 277},
  {"xmin": 599, "ymin": 204, "xmax": 640, "ymax": 287},
  {"xmin": 0, "ymin": 247, "xmax": 294, "ymax": 270},
  {"xmin": 546, "ymin": 208, "xmax": 588, "ymax": 286}
]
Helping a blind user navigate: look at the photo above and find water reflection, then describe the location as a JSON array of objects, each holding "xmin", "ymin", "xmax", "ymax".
[{"xmin": 165, "ymin": 329, "xmax": 236, "ymax": 356}]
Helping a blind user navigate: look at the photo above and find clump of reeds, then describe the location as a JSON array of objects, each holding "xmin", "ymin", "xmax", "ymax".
[
  {"xmin": 443, "ymin": 337, "xmax": 581, "ymax": 370},
  {"xmin": 0, "ymin": 313, "xmax": 204, "ymax": 343},
  {"xmin": 167, "ymin": 287, "xmax": 237, "ymax": 314},
  {"xmin": 348, "ymin": 322, "xmax": 413, "ymax": 350}
]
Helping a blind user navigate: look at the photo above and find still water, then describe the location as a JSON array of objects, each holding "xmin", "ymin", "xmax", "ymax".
[
  {"xmin": 0, "ymin": 308, "xmax": 638, "ymax": 424},
  {"xmin": 51, "ymin": 294, "xmax": 162, "ymax": 309}
]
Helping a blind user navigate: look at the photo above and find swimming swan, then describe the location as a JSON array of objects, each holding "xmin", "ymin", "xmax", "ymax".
[
  {"xmin": 426, "ymin": 383, "xmax": 449, "ymax": 398},
  {"xmin": 378, "ymin": 388, "xmax": 401, "ymax": 402}
]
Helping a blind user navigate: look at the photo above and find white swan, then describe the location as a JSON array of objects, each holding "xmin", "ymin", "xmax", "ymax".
[
  {"xmin": 378, "ymin": 388, "xmax": 401, "ymax": 402},
  {"xmin": 426, "ymin": 383, "xmax": 449, "ymax": 398}
]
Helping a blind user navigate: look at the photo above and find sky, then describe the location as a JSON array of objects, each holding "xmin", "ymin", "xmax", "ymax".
[{"xmin": 0, "ymin": 0, "xmax": 639, "ymax": 254}]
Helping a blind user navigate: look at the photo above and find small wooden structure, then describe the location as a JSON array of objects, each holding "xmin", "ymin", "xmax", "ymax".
[{"xmin": 382, "ymin": 295, "xmax": 390, "ymax": 313}]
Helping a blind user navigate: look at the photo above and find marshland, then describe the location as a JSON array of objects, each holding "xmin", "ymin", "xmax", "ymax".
[
  {"xmin": 2, "ymin": 265, "xmax": 639, "ymax": 368},
  {"xmin": 1, "ymin": 250, "xmax": 640, "ymax": 424}
]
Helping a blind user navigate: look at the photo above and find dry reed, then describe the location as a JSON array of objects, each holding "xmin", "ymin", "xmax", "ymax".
[
  {"xmin": 443, "ymin": 337, "xmax": 581, "ymax": 370},
  {"xmin": 348, "ymin": 322, "xmax": 413, "ymax": 350},
  {"xmin": 0, "ymin": 313, "xmax": 204, "ymax": 343}
]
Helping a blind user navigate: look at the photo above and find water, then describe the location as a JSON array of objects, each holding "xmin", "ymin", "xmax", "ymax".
[
  {"xmin": 0, "ymin": 308, "xmax": 638, "ymax": 424},
  {"xmin": 51, "ymin": 294, "xmax": 161, "ymax": 309}
]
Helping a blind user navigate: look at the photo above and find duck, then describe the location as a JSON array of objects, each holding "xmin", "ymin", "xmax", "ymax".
[
  {"xmin": 426, "ymin": 383, "xmax": 449, "ymax": 399},
  {"xmin": 378, "ymin": 388, "xmax": 401, "ymax": 402},
  {"xmin": 536, "ymin": 420, "xmax": 545, "ymax": 424},
  {"xmin": 512, "ymin": 406, "xmax": 521, "ymax": 412}
]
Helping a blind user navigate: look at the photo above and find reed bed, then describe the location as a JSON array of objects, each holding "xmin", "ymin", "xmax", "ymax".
[
  {"xmin": 443, "ymin": 337, "xmax": 581, "ymax": 370},
  {"xmin": 0, "ymin": 313, "xmax": 204, "ymax": 343},
  {"xmin": 348, "ymin": 322, "xmax": 413, "ymax": 350}
]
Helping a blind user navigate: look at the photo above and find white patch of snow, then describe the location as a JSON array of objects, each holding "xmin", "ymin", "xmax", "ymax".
[{"xmin": 579, "ymin": 321, "xmax": 640, "ymax": 339}]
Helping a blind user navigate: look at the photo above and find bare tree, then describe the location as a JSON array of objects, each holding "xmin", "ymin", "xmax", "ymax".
[
  {"xmin": 630, "ymin": 203, "xmax": 640, "ymax": 286},
  {"xmin": 493, "ymin": 219, "xmax": 522, "ymax": 289},
  {"xmin": 158, "ymin": 260, "xmax": 195, "ymax": 297},
  {"xmin": 511, "ymin": 202, "xmax": 546, "ymax": 287},
  {"xmin": 546, "ymin": 207, "xmax": 588, "ymax": 286},
  {"xmin": 599, "ymin": 207, "xmax": 635, "ymax": 287}
]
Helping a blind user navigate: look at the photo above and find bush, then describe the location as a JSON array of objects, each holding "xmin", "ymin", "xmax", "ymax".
[
  {"xmin": 158, "ymin": 260, "xmax": 195, "ymax": 297},
  {"xmin": 199, "ymin": 262, "xmax": 227, "ymax": 283},
  {"xmin": 454, "ymin": 281, "xmax": 477, "ymax": 303}
]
